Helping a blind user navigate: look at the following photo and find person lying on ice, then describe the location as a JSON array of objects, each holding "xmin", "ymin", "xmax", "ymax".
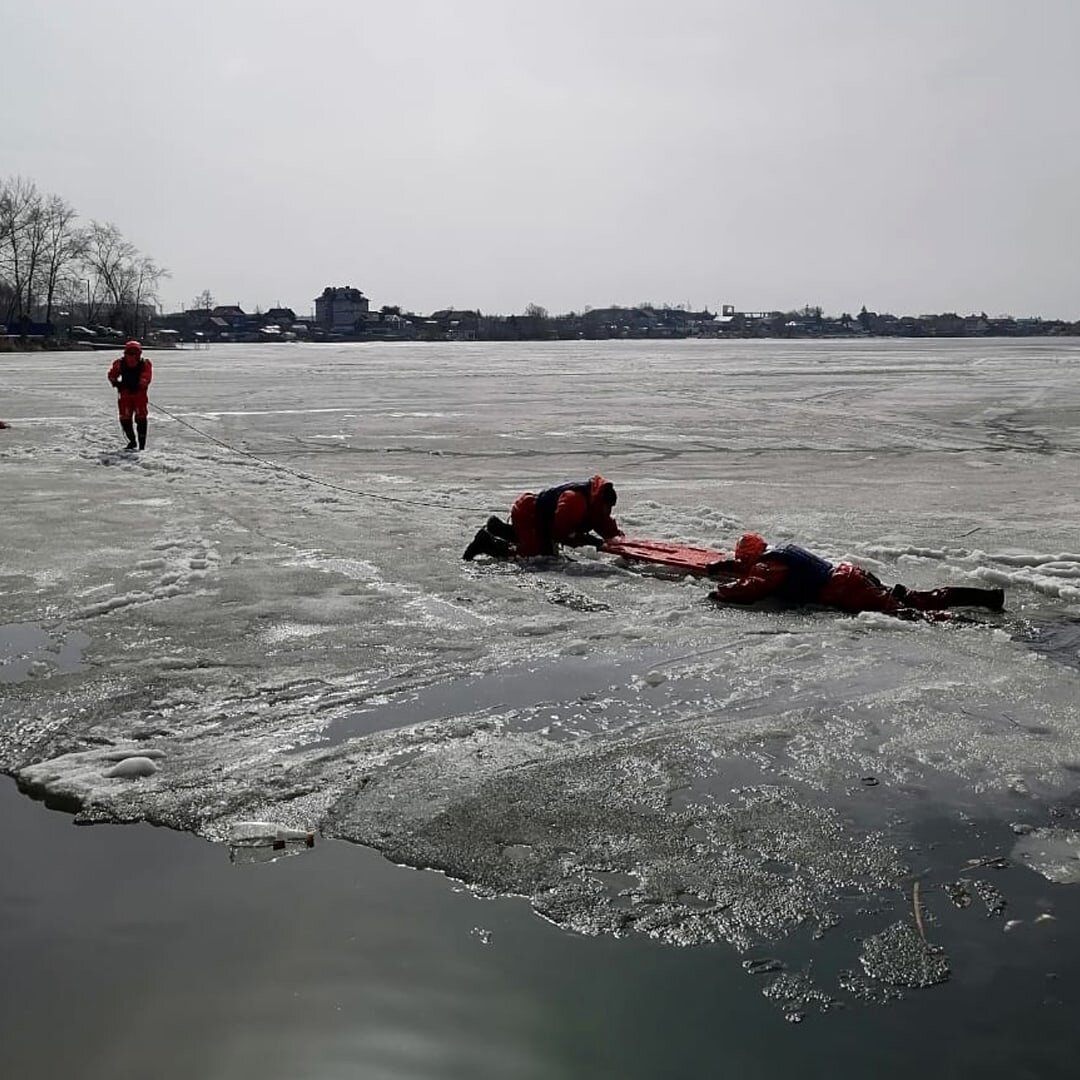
[
  {"xmin": 706, "ymin": 533, "xmax": 1004, "ymax": 616},
  {"xmin": 107, "ymin": 340, "xmax": 153, "ymax": 450},
  {"xmin": 463, "ymin": 475, "xmax": 624, "ymax": 560}
]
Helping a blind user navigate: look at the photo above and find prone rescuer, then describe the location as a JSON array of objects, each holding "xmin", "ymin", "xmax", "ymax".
[{"xmin": 707, "ymin": 533, "xmax": 1005, "ymax": 616}]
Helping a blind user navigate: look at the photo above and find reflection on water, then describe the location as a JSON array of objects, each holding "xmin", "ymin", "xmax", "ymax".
[
  {"xmin": 316, "ymin": 650, "xmax": 673, "ymax": 746},
  {"xmin": 3, "ymin": 778, "xmax": 1080, "ymax": 1080}
]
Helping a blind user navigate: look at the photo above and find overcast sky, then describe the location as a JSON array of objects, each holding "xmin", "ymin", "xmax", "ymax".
[{"xmin": 4, "ymin": 0, "xmax": 1078, "ymax": 317}]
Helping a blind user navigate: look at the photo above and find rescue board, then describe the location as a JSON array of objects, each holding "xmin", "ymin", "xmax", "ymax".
[{"xmin": 601, "ymin": 537, "xmax": 735, "ymax": 577}]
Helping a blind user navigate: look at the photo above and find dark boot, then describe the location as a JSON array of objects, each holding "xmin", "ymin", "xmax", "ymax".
[
  {"xmin": 904, "ymin": 586, "xmax": 1005, "ymax": 612},
  {"xmin": 120, "ymin": 417, "xmax": 137, "ymax": 450},
  {"xmin": 939, "ymin": 586, "xmax": 1005, "ymax": 611},
  {"xmin": 463, "ymin": 528, "xmax": 511, "ymax": 561},
  {"xmin": 136, "ymin": 417, "xmax": 148, "ymax": 450},
  {"xmin": 485, "ymin": 515, "xmax": 516, "ymax": 542}
]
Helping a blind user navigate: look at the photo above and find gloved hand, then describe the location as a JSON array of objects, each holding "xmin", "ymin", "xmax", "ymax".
[
  {"xmin": 705, "ymin": 558, "xmax": 740, "ymax": 578},
  {"xmin": 564, "ymin": 533, "xmax": 602, "ymax": 549}
]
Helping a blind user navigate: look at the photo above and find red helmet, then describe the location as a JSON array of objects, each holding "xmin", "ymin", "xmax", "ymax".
[
  {"xmin": 735, "ymin": 533, "xmax": 768, "ymax": 564},
  {"xmin": 124, "ymin": 340, "xmax": 142, "ymax": 356}
]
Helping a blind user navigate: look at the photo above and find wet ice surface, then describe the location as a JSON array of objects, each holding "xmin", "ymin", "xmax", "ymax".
[{"xmin": 3, "ymin": 339, "xmax": 1080, "ymax": 1019}]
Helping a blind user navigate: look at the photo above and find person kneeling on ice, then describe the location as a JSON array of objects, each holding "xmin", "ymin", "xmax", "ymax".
[
  {"xmin": 463, "ymin": 475, "xmax": 624, "ymax": 560},
  {"xmin": 706, "ymin": 533, "xmax": 1004, "ymax": 616},
  {"xmin": 107, "ymin": 340, "xmax": 153, "ymax": 450}
]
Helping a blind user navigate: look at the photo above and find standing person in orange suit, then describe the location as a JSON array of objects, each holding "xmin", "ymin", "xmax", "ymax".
[{"xmin": 107, "ymin": 340, "xmax": 153, "ymax": 450}]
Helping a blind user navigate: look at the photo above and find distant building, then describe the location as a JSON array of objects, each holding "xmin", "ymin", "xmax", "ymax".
[
  {"xmin": 264, "ymin": 307, "xmax": 297, "ymax": 326},
  {"xmin": 315, "ymin": 287, "xmax": 370, "ymax": 331},
  {"xmin": 211, "ymin": 305, "xmax": 247, "ymax": 325},
  {"xmin": 425, "ymin": 309, "xmax": 480, "ymax": 340}
]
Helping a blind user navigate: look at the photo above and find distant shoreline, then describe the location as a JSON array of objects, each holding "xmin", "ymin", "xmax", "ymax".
[{"xmin": 4, "ymin": 332, "xmax": 1080, "ymax": 353}]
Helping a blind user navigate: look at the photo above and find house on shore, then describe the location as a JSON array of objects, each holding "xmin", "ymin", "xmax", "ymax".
[
  {"xmin": 315, "ymin": 287, "xmax": 370, "ymax": 332},
  {"xmin": 420, "ymin": 309, "xmax": 480, "ymax": 341}
]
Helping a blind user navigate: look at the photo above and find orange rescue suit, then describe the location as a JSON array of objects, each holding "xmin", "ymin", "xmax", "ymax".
[
  {"xmin": 108, "ymin": 354, "xmax": 153, "ymax": 420},
  {"xmin": 510, "ymin": 475, "xmax": 622, "ymax": 557}
]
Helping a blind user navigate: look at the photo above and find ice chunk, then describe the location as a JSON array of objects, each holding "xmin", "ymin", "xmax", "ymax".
[
  {"xmin": 1012, "ymin": 828, "xmax": 1080, "ymax": 884},
  {"xmin": 860, "ymin": 922, "xmax": 949, "ymax": 988},
  {"xmin": 18, "ymin": 746, "xmax": 167, "ymax": 809},
  {"xmin": 103, "ymin": 756, "xmax": 159, "ymax": 779},
  {"xmin": 104, "ymin": 749, "xmax": 166, "ymax": 762}
]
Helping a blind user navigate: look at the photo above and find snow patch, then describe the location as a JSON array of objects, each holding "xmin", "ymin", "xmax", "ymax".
[
  {"xmin": 851, "ymin": 612, "xmax": 920, "ymax": 631},
  {"xmin": 973, "ymin": 566, "xmax": 1080, "ymax": 602},
  {"xmin": 73, "ymin": 591, "xmax": 155, "ymax": 619},
  {"xmin": 262, "ymin": 622, "xmax": 331, "ymax": 644},
  {"xmin": 866, "ymin": 545, "xmax": 948, "ymax": 561}
]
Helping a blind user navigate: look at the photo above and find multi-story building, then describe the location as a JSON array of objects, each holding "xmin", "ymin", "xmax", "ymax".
[{"xmin": 314, "ymin": 287, "xmax": 370, "ymax": 331}]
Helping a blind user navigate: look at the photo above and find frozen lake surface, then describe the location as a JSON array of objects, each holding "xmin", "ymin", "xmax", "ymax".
[{"xmin": 3, "ymin": 339, "xmax": 1080, "ymax": 1038}]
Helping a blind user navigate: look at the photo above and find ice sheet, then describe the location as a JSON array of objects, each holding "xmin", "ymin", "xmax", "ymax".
[{"xmin": 3, "ymin": 339, "xmax": 1079, "ymax": 974}]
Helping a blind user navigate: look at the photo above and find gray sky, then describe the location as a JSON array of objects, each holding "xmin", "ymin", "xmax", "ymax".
[{"xmin": 5, "ymin": 0, "xmax": 1078, "ymax": 317}]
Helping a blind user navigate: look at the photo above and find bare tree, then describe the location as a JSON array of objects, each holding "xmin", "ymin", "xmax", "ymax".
[
  {"xmin": 0, "ymin": 188, "xmax": 12, "ymax": 325},
  {"xmin": 0, "ymin": 178, "xmax": 24, "ymax": 322},
  {"xmin": 55, "ymin": 275, "xmax": 93, "ymax": 325},
  {"xmin": 110, "ymin": 252, "xmax": 168, "ymax": 336},
  {"xmin": 81, "ymin": 221, "xmax": 169, "ymax": 334},
  {"xmin": 190, "ymin": 289, "xmax": 214, "ymax": 312},
  {"xmin": 21, "ymin": 195, "xmax": 48, "ymax": 320},
  {"xmin": 0, "ymin": 177, "xmax": 44, "ymax": 324},
  {"xmin": 83, "ymin": 220, "xmax": 137, "ymax": 321},
  {"xmin": 128, "ymin": 256, "xmax": 169, "ymax": 337},
  {"xmin": 40, "ymin": 194, "xmax": 83, "ymax": 326},
  {"xmin": 1, "ymin": 180, "xmax": 168, "ymax": 338},
  {"xmin": 77, "ymin": 271, "xmax": 110, "ymax": 327}
]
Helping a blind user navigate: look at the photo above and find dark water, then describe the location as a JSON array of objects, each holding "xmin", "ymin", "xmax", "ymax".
[
  {"xmin": 0, "ymin": 621, "xmax": 90, "ymax": 684},
  {"xmin": 314, "ymin": 647, "xmax": 675, "ymax": 746},
  {"xmin": 1024, "ymin": 617, "xmax": 1080, "ymax": 671},
  {"xmin": 2, "ymin": 777, "xmax": 1080, "ymax": 1080}
]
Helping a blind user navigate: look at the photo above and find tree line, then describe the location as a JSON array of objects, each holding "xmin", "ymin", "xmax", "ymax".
[{"xmin": 0, "ymin": 176, "xmax": 167, "ymax": 336}]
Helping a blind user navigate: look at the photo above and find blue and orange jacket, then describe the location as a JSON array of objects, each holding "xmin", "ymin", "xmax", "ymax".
[
  {"xmin": 709, "ymin": 534, "xmax": 834, "ymax": 605},
  {"xmin": 535, "ymin": 475, "xmax": 622, "ymax": 545},
  {"xmin": 108, "ymin": 355, "xmax": 153, "ymax": 393}
]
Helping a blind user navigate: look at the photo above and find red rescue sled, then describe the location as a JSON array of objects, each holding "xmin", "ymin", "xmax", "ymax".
[{"xmin": 601, "ymin": 537, "xmax": 736, "ymax": 578}]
